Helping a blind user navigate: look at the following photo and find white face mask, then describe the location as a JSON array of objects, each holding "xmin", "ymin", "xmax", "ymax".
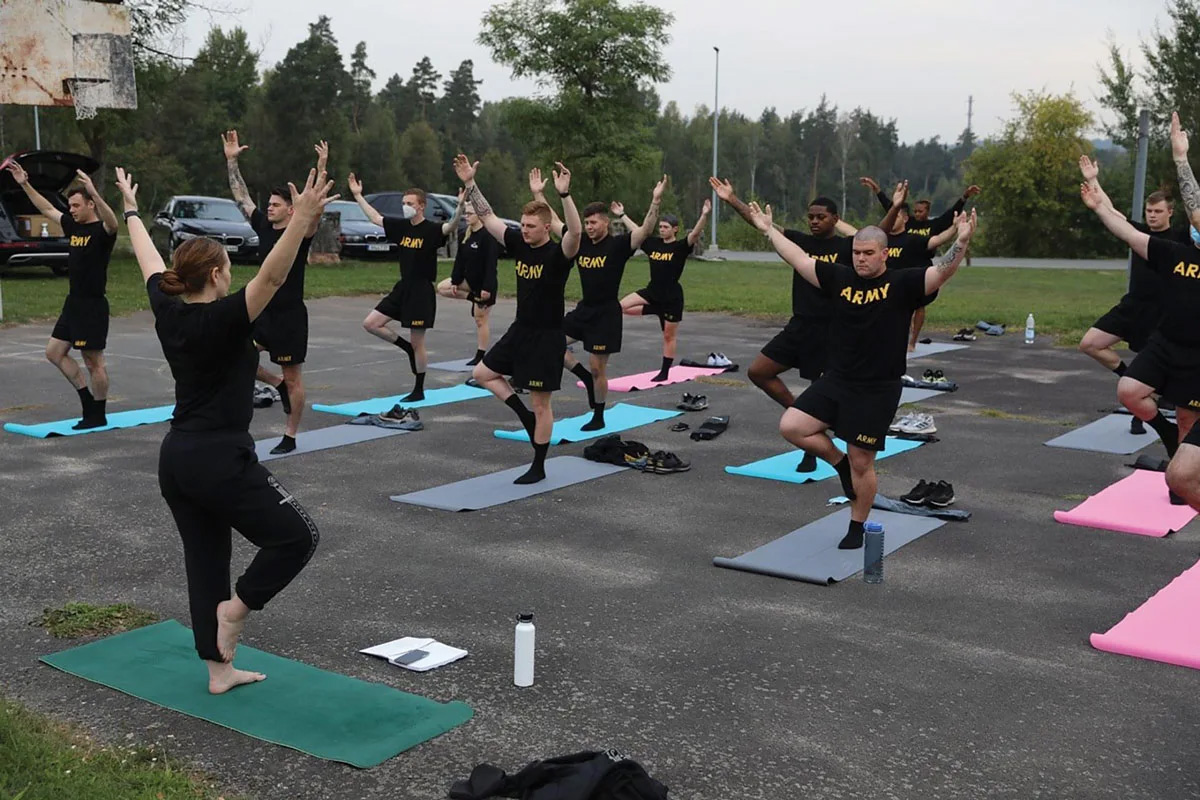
[{"xmin": 402, "ymin": 205, "xmax": 416, "ymax": 220}]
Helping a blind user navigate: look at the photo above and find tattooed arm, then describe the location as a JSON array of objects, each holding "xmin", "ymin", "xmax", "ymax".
[
  {"xmin": 1171, "ymin": 113, "xmax": 1200, "ymax": 228},
  {"xmin": 222, "ymin": 130, "xmax": 256, "ymax": 219},
  {"xmin": 454, "ymin": 155, "xmax": 509, "ymax": 243},
  {"xmin": 924, "ymin": 210, "xmax": 977, "ymax": 294}
]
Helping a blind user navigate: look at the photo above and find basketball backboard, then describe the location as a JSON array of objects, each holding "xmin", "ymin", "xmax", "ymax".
[{"xmin": 0, "ymin": 0, "xmax": 137, "ymax": 118}]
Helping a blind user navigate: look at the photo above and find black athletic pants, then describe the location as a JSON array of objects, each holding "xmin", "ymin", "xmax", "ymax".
[{"xmin": 158, "ymin": 429, "xmax": 319, "ymax": 662}]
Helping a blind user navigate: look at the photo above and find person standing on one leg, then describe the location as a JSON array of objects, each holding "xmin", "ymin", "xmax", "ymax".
[
  {"xmin": 7, "ymin": 161, "xmax": 117, "ymax": 429},
  {"xmin": 224, "ymin": 131, "xmax": 324, "ymax": 454},
  {"xmin": 437, "ymin": 200, "xmax": 499, "ymax": 366},
  {"xmin": 115, "ymin": 164, "xmax": 334, "ymax": 693},
  {"xmin": 746, "ymin": 201, "xmax": 977, "ymax": 548},
  {"xmin": 619, "ymin": 199, "xmax": 711, "ymax": 381},
  {"xmin": 711, "ymin": 177, "xmax": 854, "ymax": 472},
  {"xmin": 456, "ymin": 154, "xmax": 581, "ymax": 483},
  {"xmin": 861, "ymin": 175, "xmax": 980, "ymax": 237},
  {"xmin": 350, "ymin": 177, "xmax": 463, "ymax": 402},
  {"xmin": 1076, "ymin": 155, "xmax": 1189, "ymax": 434}
]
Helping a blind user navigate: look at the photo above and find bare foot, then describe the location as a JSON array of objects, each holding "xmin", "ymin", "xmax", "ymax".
[
  {"xmin": 215, "ymin": 599, "xmax": 248, "ymax": 662},
  {"xmin": 207, "ymin": 661, "xmax": 266, "ymax": 694}
]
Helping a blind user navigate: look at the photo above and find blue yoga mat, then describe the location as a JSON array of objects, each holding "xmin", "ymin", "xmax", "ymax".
[
  {"xmin": 493, "ymin": 402, "xmax": 681, "ymax": 445},
  {"xmin": 312, "ymin": 384, "xmax": 490, "ymax": 417},
  {"xmin": 724, "ymin": 437, "xmax": 926, "ymax": 485},
  {"xmin": 4, "ymin": 405, "xmax": 175, "ymax": 439}
]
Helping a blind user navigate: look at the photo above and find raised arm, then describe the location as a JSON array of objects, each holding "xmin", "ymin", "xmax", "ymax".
[
  {"xmin": 924, "ymin": 210, "xmax": 977, "ymax": 294},
  {"xmin": 529, "ymin": 167, "xmax": 565, "ymax": 238},
  {"xmin": 223, "ymin": 130, "xmax": 256, "ymax": 220},
  {"xmin": 687, "ymin": 198, "xmax": 712, "ymax": 246},
  {"xmin": 610, "ymin": 201, "xmax": 639, "ymax": 233},
  {"xmin": 347, "ymin": 173, "xmax": 384, "ymax": 227},
  {"xmin": 1077, "ymin": 155, "xmax": 1123, "ymax": 217},
  {"xmin": 927, "ymin": 186, "xmax": 977, "ymax": 234},
  {"xmin": 443, "ymin": 187, "xmax": 466, "ymax": 237},
  {"xmin": 5, "ymin": 161, "xmax": 63, "ymax": 225},
  {"xmin": 305, "ymin": 140, "xmax": 330, "ymax": 236},
  {"xmin": 860, "ymin": 176, "xmax": 890, "ymax": 212},
  {"xmin": 554, "ymin": 162, "xmax": 582, "ymax": 259},
  {"xmin": 73, "ymin": 169, "xmax": 118, "ymax": 234},
  {"xmin": 709, "ymin": 176, "xmax": 763, "ymax": 228},
  {"xmin": 114, "ymin": 167, "xmax": 164, "ymax": 282},
  {"xmin": 878, "ymin": 180, "xmax": 909, "ymax": 236},
  {"xmin": 455, "ymin": 154, "xmax": 509, "ymax": 243},
  {"xmin": 246, "ymin": 170, "xmax": 337, "ymax": 320},
  {"xmin": 1082, "ymin": 182, "xmax": 1151, "ymax": 259},
  {"xmin": 744, "ymin": 201, "xmax": 820, "ymax": 287},
  {"xmin": 1171, "ymin": 112, "xmax": 1200, "ymax": 229},
  {"xmin": 927, "ymin": 221, "xmax": 959, "ymax": 250},
  {"xmin": 629, "ymin": 175, "xmax": 666, "ymax": 249},
  {"xmin": 834, "ymin": 219, "xmax": 858, "ymax": 236}
]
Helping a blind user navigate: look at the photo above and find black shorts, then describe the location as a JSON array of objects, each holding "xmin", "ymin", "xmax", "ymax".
[
  {"xmin": 760, "ymin": 315, "xmax": 831, "ymax": 381},
  {"xmin": 562, "ymin": 302, "xmax": 622, "ymax": 355},
  {"xmin": 792, "ymin": 376, "xmax": 902, "ymax": 452},
  {"xmin": 253, "ymin": 303, "xmax": 309, "ymax": 366},
  {"xmin": 635, "ymin": 284, "xmax": 685, "ymax": 322},
  {"xmin": 483, "ymin": 323, "xmax": 565, "ymax": 392},
  {"xmin": 467, "ymin": 289, "xmax": 496, "ymax": 311},
  {"xmin": 376, "ymin": 280, "xmax": 436, "ymax": 329},
  {"xmin": 1124, "ymin": 331, "xmax": 1200, "ymax": 409},
  {"xmin": 1093, "ymin": 296, "xmax": 1161, "ymax": 352},
  {"xmin": 50, "ymin": 295, "xmax": 109, "ymax": 351}
]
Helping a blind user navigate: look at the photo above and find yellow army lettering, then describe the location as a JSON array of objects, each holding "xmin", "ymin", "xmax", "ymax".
[
  {"xmin": 887, "ymin": 246, "xmax": 903, "ymax": 258},
  {"xmin": 908, "ymin": 226, "xmax": 932, "ymax": 237},
  {"xmin": 515, "ymin": 261, "xmax": 544, "ymax": 279},
  {"xmin": 593, "ymin": 344, "xmax": 607, "ymax": 352},
  {"xmin": 649, "ymin": 251, "xmax": 673, "ymax": 261},
  {"xmin": 276, "ymin": 355, "xmax": 293, "ymax": 363},
  {"xmin": 812, "ymin": 253, "xmax": 839, "ymax": 263},
  {"xmin": 410, "ymin": 320, "xmax": 426, "ymax": 327},
  {"xmin": 577, "ymin": 255, "xmax": 608, "ymax": 269},
  {"xmin": 73, "ymin": 339, "xmax": 88, "ymax": 348},
  {"xmin": 838, "ymin": 283, "xmax": 891, "ymax": 305},
  {"xmin": 70, "ymin": 235, "xmax": 92, "ymax": 247},
  {"xmin": 856, "ymin": 434, "xmax": 878, "ymax": 445},
  {"xmin": 527, "ymin": 380, "xmax": 544, "ymax": 388},
  {"xmin": 1188, "ymin": 399, "xmax": 1200, "ymax": 409},
  {"xmin": 1172, "ymin": 261, "xmax": 1200, "ymax": 278},
  {"xmin": 397, "ymin": 236, "xmax": 424, "ymax": 249}
]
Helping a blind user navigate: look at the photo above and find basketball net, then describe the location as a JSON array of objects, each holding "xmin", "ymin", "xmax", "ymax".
[{"xmin": 66, "ymin": 78, "xmax": 102, "ymax": 120}]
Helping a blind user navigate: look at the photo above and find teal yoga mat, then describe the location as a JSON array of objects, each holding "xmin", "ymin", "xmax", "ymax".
[
  {"xmin": 312, "ymin": 384, "xmax": 490, "ymax": 417},
  {"xmin": 724, "ymin": 437, "xmax": 926, "ymax": 485},
  {"xmin": 3, "ymin": 405, "xmax": 175, "ymax": 438},
  {"xmin": 493, "ymin": 402, "xmax": 680, "ymax": 445},
  {"xmin": 40, "ymin": 620, "xmax": 473, "ymax": 768}
]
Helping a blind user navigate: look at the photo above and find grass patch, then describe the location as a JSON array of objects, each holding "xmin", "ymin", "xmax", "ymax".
[
  {"xmin": 694, "ymin": 375, "xmax": 747, "ymax": 387},
  {"xmin": 976, "ymin": 408, "xmax": 1060, "ymax": 424},
  {"xmin": 37, "ymin": 602, "xmax": 158, "ymax": 639},
  {"xmin": 0, "ymin": 696, "xmax": 234, "ymax": 800},
  {"xmin": 1, "ymin": 256, "xmax": 1123, "ymax": 346},
  {"xmin": 1062, "ymin": 493, "xmax": 1090, "ymax": 501}
]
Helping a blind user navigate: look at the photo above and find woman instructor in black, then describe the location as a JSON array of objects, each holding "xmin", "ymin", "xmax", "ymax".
[{"xmin": 115, "ymin": 165, "xmax": 336, "ymax": 694}]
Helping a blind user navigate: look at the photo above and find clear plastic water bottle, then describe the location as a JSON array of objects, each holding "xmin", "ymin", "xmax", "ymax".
[
  {"xmin": 863, "ymin": 522, "xmax": 884, "ymax": 584},
  {"xmin": 1024, "ymin": 313, "xmax": 1035, "ymax": 345},
  {"xmin": 513, "ymin": 612, "xmax": 535, "ymax": 687},
  {"xmin": 39, "ymin": 222, "xmax": 49, "ymax": 238}
]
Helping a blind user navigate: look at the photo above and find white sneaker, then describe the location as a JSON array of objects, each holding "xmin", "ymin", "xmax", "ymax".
[
  {"xmin": 889, "ymin": 412, "xmax": 916, "ymax": 432},
  {"xmin": 898, "ymin": 414, "xmax": 937, "ymax": 435},
  {"xmin": 714, "ymin": 352, "xmax": 734, "ymax": 367},
  {"xmin": 706, "ymin": 352, "xmax": 719, "ymax": 367}
]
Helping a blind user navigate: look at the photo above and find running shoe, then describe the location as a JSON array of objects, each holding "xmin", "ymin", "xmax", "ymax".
[
  {"xmin": 677, "ymin": 392, "xmax": 696, "ymax": 410},
  {"xmin": 897, "ymin": 413, "xmax": 937, "ymax": 435},
  {"xmin": 706, "ymin": 352, "xmax": 720, "ymax": 366},
  {"xmin": 930, "ymin": 369, "xmax": 950, "ymax": 385},
  {"xmin": 381, "ymin": 405, "xmax": 419, "ymax": 422},
  {"xmin": 922, "ymin": 368, "xmax": 936, "ymax": 382},
  {"xmin": 953, "ymin": 328, "xmax": 977, "ymax": 341},
  {"xmin": 650, "ymin": 450, "xmax": 691, "ymax": 474},
  {"xmin": 689, "ymin": 394, "xmax": 709, "ymax": 411},
  {"xmin": 901, "ymin": 374, "xmax": 919, "ymax": 387},
  {"xmin": 925, "ymin": 480, "xmax": 956, "ymax": 507},
  {"xmin": 901, "ymin": 479, "xmax": 934, "ymax": 505},
  {"xmin": 712, "ymin": 352, "xmax": 734, "ymax": 367},
  {"xmin": 889, "ymin": 412, "xmax": 917, "ymax": 432}
]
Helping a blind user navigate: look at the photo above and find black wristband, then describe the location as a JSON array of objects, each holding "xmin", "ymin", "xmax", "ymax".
[
  {"xmin": 558, "ymin": 191, "xmax": 570, "ymax": 198},
  {"xmin": 123, "ymin": 210, "xmax": 139, "ymax": 220}
]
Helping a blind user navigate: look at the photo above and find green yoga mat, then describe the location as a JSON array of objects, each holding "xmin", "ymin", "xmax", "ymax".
[{"xmin": 39, "ymin": 620, "xmax": 473, "ymax": 768}]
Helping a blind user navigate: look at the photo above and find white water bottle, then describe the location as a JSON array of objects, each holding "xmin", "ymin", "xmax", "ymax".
[
  {"xmin": 1024, "ymin": 313, "xmax": 1035, "ymax": 345},
  {"xmin": 513, "ymin": 612, "xmax": 535, "ymax": 687},
  {"xmin": 40, "ymin": 222, "xmax": 49, "ymax": 237}
]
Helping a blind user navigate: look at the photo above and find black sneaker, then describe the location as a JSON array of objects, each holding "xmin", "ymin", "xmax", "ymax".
[
  {"xmin": 1130, "ymin": 417, "xmax": 1146, "ymax": 435},
  {"xmin": 901, "ymin": 479, "xmax": 933, "ymax": 505},
  {"xmin": 922, "ymin": 369, "xmax": 935, "ymax": 382},
  {"xmin": 926, "ymin": 480, "xmax": 956, "ymax": 507},
  {"xmin": 651, "ymin": 451, "xmax": 691, "ymax": 474},
  {"xmin": 677, "ymin": 392, "xmax": 695, "ymax": 410},
  {"xmin": 381, "ymin": 405, "xmax": 418, "ymax": 422}
]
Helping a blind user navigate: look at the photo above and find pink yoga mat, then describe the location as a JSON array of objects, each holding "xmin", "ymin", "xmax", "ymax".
[
  {"xmin": 579, "ymin": 366, "xmax": 728, "ymax": 393},
  {"xmin": 1091, "ymin": 560, "xmax": 1200, "ymax": 671},
  {"xmin": 1053, "ymin": 470, "xmax": 1196, "ymax": 538}
]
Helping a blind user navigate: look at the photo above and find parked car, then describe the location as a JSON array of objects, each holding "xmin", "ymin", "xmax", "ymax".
[
  {"xmin": 0, "ymin": 150, "xmax": 98, "ymax": 276},
  {"xmin": 364, "ymin": 190, "xmax": 520, "ymax": 255},
  {"xmin": 151, "ymin": 196, "xmax": 259, "ymax": 263},
  {"xmin": 326, "ymin": 200, "xmax": 394, "ymax": 259}
]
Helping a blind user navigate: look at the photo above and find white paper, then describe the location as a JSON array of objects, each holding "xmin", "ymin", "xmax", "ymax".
[{"xmin": 359, "ymin": 637, "xmax": 468, "ymax": 672}]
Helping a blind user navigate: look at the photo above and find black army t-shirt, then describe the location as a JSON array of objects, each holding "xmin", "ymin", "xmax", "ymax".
[
  {"xmin": 147, "ymin": 274, "xmax": 257, "ymax": 432},
  {"xmin": 383, "ymin": 217, "xmax": 446, "ymax": 284},
  {"xmin": 782, "ymin": 230, "xmax": 853, "ymax": 318},
  {"xmin": 642, "ymin": 237, "xmax": 694, "ymax": 289},
  {"xmin": 815, "ymin": 262, "xmax": 929, "ymax": 382},
  {"xmin": 575, "ymin": 232, "xmax": 634, "ymax": 305},
  {"xmin": 250, "ymin": 209, "xmax": 313, "ymax": 309},
  {"xmin": 1127, "ymin": 223, "xmax": 1194, "ymax": 303},
  {"xmin": 61, "ymin": 216, "xmax": 116, "ymax": 299},
  {"xmin": 450, "ymin": 229, "xmax": 499, "ymax": 298},
  {"xmin": 504, "ymin": 227, "xmax": 574, "ymax": 329},
  {"xmin": 885, "ymin": 231, "xmax": 933, "ymax": 270},
  {"xmin": 1146, "ymin": 237, "xmax": 1200, "ymax": 346}
]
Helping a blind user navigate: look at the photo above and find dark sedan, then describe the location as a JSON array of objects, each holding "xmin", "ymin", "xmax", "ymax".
[
  {"xmin": 151, "ymin": 196, "xmax": 260, "ymax": 263},
  {"xmin": 327, "ymin": 200, "xmax": 394, "ymax": 259}
]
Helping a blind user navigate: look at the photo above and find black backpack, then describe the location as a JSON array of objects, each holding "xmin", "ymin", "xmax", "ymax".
[{"xmin": 449, "ymin": 750, "xmax": 669, "ymax": 800}]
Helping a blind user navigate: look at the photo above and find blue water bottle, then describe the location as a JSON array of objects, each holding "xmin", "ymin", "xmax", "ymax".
[{"xmin": 863, "ymin": 521, "xmax": 884, "ymax": 584}]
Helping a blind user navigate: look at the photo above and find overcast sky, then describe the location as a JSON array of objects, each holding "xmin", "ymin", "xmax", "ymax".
[{"xmin": 177, "ymin": 0, "xmax": 1168, "ymax": 144}]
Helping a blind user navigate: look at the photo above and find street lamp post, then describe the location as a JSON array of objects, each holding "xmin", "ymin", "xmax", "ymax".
[{"xmin": 710, "ymin": 46, "xmax": 719, "ymax": 253}]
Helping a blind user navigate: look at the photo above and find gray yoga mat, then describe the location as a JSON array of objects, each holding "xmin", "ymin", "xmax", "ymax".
[
  {"xmin": 900, "ymin": 387, "xmax": 941, "ymax": 404},
  {"xmin": 713, "ymin": 508, "xmax": 946, "ymax": 585},
  {"xmin": 907, "ymin": 342, "xmax": 968, "ymax": 359},
  {"xmin": 256, "ymin": 424, "xmax": 409, "ymax": 462},
  {"xmin": 428, "ymin": 359, "xmax": 476, "ymax": 373},
  {"xmin": 390, "ymin": 456, "xmax": 628, "ymax": 511},
  {"xmin": 1045, "ymin": 414, "xmax": 1159, "ymax": 455}
]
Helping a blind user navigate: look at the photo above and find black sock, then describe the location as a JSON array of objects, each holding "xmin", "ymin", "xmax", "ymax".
[
  {"xmin": 795, "ymin": 451, "xmax": 817, "ymax": 473},
  {"xmin": 571, "ymin": 362, "xmax": 596, "ymax": 406},
  {"xmin": 514, "ymin": 442, "xmax": 550, "ymax": 484},
  {"xmin": 92, "ymin": 398, "xmax": 107, "ymax": 419},
  {"xmin": 1147, "ymin": 411, "xmax": 1179, "ymax": 457},
  {"xmin": 466, "ymin": 348, "xmax": 486, "ymax": 366},
  {"xmin": 1113, "ymin": 360, "xmax": 1127, "ymax": 377},
  {"xmin": 504, "ymin": 394, "xmax": 537, "ymax": 439},
  {"xmin": 833, "ymin": 455, "xmax": 857, "ymax": 500},
  {"xmin": 838, "ymin": 519, "xmax": 865, "ymax": 550},
  {"xmin": 270, "ymin": 434, "xmax": 297, "ymax": 454},
  {"xmin": 276, "ymin": 380, "xmax": 292, "ymax": 414},
  {"xmin": 652, "ymin": 357, "xmax": 673, "ymax": 381},
  {"xmin": 393, "ymin": 335, "xmax": 417, "ymax": 373},
  {"xmin": 76, "ymin": 386, "xmax": 94, "ymax": 413},
  {"xmin": 581, "ymin": 402, "xmax": 606, "ymax": 431},
  {"xmin": 403, "ymin": 372, "xmax": 426, "ymax": 401}
]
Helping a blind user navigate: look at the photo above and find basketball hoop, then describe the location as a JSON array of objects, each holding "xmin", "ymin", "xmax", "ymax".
[{"xmin": 65, "ymin": 78, "xmax": 109, "ymax": 120}]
